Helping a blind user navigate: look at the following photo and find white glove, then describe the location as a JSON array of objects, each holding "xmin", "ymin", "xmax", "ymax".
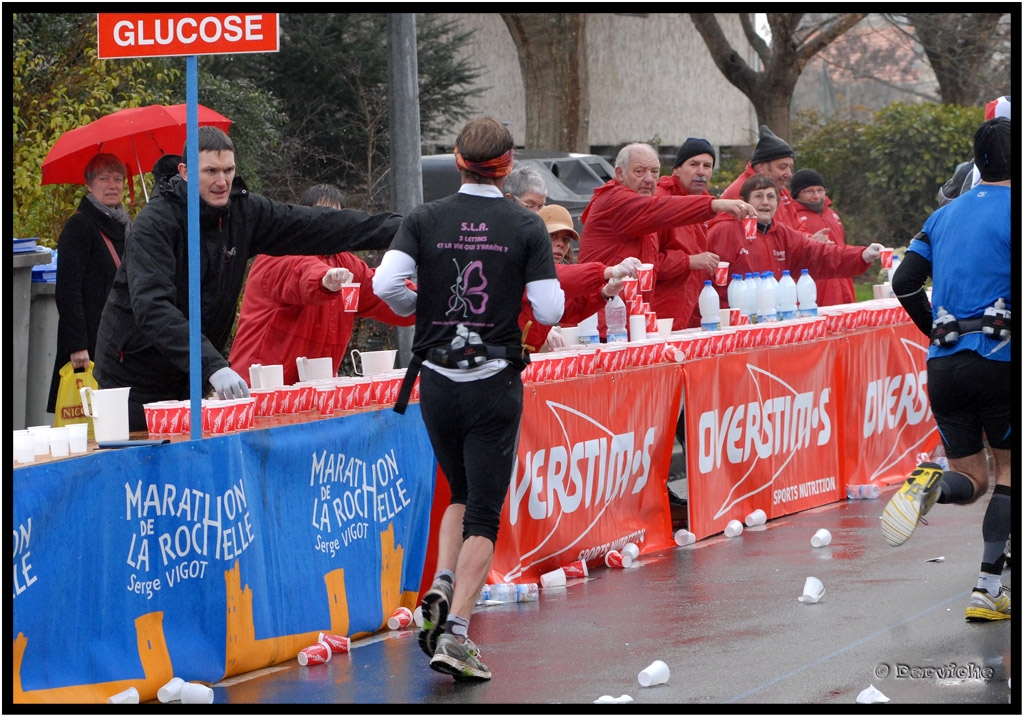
[
  {"xmin": 210, "ymin": 366, "xmax": 250, "ymax": 399},
  {"xmin": 544, "ymin": 326, "xmax": 568, "ymax": 351},
  {"xmin": 322, "ymin": 267, "xmax": 354, "ymax": 292},
  {"xmin": 610, "ymin": 257, "xmax": 642, "ymax": 280},
  {"xmin": 862, "ymin": 243, "xmax": 884, "ymax": 263},
  {"xmin": 603, "ymin": 276, "xmax": 625, "ymax": 298}
]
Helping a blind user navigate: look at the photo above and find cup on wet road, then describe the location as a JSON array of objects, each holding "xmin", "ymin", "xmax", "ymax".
[
  {"xmin": 387, "ymin": 606, "xmax": 413, "ymax": 630},
  {"xmin": 157, "ymin": 677, "xmax": 186, "ymax": 703},
  {"xmin": 638, "ymin": 659, "xmax": 670, "ymax": 687},
  {"xmin": 298, "ymin": 642, "xmax": 332, "ymax": 666},
  {"xmin": 724, "ymin": 519, "xmax": 743, "ymax": 538},
  {"xmin": 604, "ymin": 550, "xmax": 631, "ymax": 569},
  {"xmin": 798, "ymin": 576, "xmax": 825, "ymax": 604},
  {"xmin": 745, "ymin": 509, "xmax": 766, "ymax": 527},
  {"xmin": 540, "ymin": 567, "xmax": 567, "ymax": 587},
  {"xmin": 621, "ymin": 543, "xmax": 640, "ymax": 561},
  {"xmin": 811, "ymin": 528, "xmax": 832, "ymax": 548},
  {"xmin": 562, "ymin": 559, "xmax": 588, "ymax": 579}
]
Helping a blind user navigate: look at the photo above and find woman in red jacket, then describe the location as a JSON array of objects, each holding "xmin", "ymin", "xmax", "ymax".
[
  {"xmin": 707, "ymin": 175, "xmax": 883, "ymax": 308},
  {"xmin": 519, "ymin": 204, "xmax": 640, "ymax": 352}
]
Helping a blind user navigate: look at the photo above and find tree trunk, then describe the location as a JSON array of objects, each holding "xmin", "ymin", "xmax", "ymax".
[
  {"xmin": 904, "ymin": 13, "xmax": 1006, "ymax": 107},
  {"xmin": 500, "ymin": 13, "xmax": 589, "ymax": 151},
  {"xmin": 690, "ymin": 12, "xmax": 867, "ymax": 141}
]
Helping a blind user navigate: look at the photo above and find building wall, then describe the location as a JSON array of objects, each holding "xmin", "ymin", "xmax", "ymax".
[{"xmin": 427, "ymin": 13, "xmax": 757, "ymax": 152}]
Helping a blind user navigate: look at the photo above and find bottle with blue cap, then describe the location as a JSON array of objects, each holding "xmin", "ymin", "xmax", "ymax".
[{"xmin": 699, "ymin": 280, "xmax": 721, "ymax": 330}]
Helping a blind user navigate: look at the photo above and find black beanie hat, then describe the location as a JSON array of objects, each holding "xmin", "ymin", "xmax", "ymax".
[
  {"xmin": 673, "ymin": 138, "xmax": 716, "ymax": 169},
  {"xmin": 974, "ymin": 117, "xmax": 1012, "ymax": 182},
  {"xmin": 789, "ymin": 169, "xmax": 826, "ymax": 199},
  {"xmin": 749, "ymin": 125, "xmax": 795, "ymax": 166}
]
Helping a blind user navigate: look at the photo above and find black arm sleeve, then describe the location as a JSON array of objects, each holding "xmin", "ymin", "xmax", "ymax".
[{"xmin": 891, "ymin": 243, "xmax": 933, "ymax": 338}]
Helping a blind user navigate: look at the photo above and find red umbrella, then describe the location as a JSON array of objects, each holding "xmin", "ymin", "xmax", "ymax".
[{"xmin": 41, "ymin": 103, "xmax": 232, "ymax": 201}]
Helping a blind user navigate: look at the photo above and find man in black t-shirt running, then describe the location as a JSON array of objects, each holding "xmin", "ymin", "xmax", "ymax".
[{"xmin": 374, "ymin": 117, "xmax": 564, "ymax": 681}]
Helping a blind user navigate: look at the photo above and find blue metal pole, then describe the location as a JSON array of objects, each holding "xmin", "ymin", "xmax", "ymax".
[{"xmin": 187, "ymin": 56, "xmax": 202, "ymax": 440}]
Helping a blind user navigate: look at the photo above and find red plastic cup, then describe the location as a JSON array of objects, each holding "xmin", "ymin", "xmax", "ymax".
[
  {"xmin": 637, "ymin": 263, "xmax": 654, "ymax": 292},
  {"xmin": 714, "ymin": 261, "xmax": 730, "ymax": 287},
  {"xmin": 340, "ymin": 283, "xmax": 360, "ymax": 312},
  {"xmin": 604, "ymin": 549, "xmax": 632, "ymax": 569},
  {"xmin": 563, "ymin": 559, "xmax": 589, "ymax": 579},
  {"xmin": 387, "ymin": 606, "xmax": 413, "ymax": 630},
  {"xmin": 620, "ymin": 277, "xmax": 638, "ymax": 301},
  {"xmin": 743, "ymin": 217, "xmax": 758, "ymax": 240},
  {"xmin": 319, "ymin": 632, "xmax": 351, "ymax": 654},
  {"xmin": 879, "ymin": 247, "xmax": 894, "ymax": 269},
  {"xmin": 297, "ymin": 642, "xmax": 332, "ymax": 666}
]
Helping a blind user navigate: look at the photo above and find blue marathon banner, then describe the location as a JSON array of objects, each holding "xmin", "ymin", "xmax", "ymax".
[{"xmin": 13, "ymin": 407, "xmax": 436, "ymax": 703}]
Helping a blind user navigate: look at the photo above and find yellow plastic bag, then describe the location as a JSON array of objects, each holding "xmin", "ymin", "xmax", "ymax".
[{"xmin": 53, "ymin": 361, "xmax": 98, "ymax": 438}]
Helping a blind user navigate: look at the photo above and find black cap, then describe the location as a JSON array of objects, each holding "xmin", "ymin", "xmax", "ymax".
[
  {"xmin": 974, "ymin": 117, "xmax": 1011, "ymax": 182},
  {"xmin": 673, "ymin": 138, "xmax": 716, "ymax": 169},
  {"xmin": 749, "ymin": 125, "xmax": 794, "ymax": 165},
  {"xmin": 789, "ymin": 169, "xmax": 826, "ymax": 199}
]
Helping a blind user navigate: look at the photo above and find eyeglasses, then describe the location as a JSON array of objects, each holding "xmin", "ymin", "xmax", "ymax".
[{"xmin": 514, "ymin": 196, "xmax": 545, "ymax": 211}]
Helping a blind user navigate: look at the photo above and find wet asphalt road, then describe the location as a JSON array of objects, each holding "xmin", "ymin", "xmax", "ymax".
[{"xmin": 208, "ymin": 485, "xmax": 1014, "ymax": 709}]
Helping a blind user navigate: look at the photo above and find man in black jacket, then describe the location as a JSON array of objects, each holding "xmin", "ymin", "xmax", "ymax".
[{"xmin": 94, "ymin": 126, "xmax": 402, "ymax": 431}]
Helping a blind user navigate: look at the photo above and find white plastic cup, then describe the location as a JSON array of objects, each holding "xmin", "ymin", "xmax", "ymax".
[
  {"xmin": 540, "ymin": 567, "xmax": 567, "ymax": 588},
  {"xmin": 811, "ymin": 528, "xmax": 832, "ymax": 548},
  {"xmin": 744, "ymin": 509, "xmax": 767, "ymax": 527},
  {"xmin": 27, "ymin": 425, "xmax": 51, "ymax": 456},
  {"xmin": 559, "ymin": 325, "xmax": 581, "ymax": 345},
  {"xmin": 14, "ymin": 431, "xmax": 35, "ymax": 464},
  {"xmin": 412, "ymin": 606, "xmax": 424, "ymax": 628},
  {"xmin": 106, "ymin": 686, "xmax": 140, "ymax": 704},
  {"xmin": 180, "ymin": 682, "xmax": 215, "ymax": 704},
  {"xmin": 67, "ymin": 423, "xmax": 89, "ymax": 453},
  {"xmin": 724, "ymin": 519, "xmax": 744, "ymax": 538},
  {"xmin": 48, "ymin": 426, "xmax": 69, "ymax": 457},
  {"xmin": 638, "ymin": 659, "xmax": 670, "ymax": 687},
  {"xmin": 799, "ymin": 576, "xmax": 825, "ymax": 603},
  {"xmin": 621, "ymin": 543, "xmax": 640, "ymax": 561},
  {"xmin": 157, "ymin": 677, "xmax": 186, "ymax": 703},
  {"xmin": 673, "ymin": 529, "xmax": 695, "ymax": 546}
]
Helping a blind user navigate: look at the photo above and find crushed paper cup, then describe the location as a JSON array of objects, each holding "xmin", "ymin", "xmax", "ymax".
[
  {"xmin": 926, "ymin": 556, "xmax": 945, "ymax": 563},
  {"xmin": 856, "ymin": 684, "xmax": 890, "ymax": 704},
  {"xmin": 594, "ymin": 694, "xmax": 635, "ymax": 704}
]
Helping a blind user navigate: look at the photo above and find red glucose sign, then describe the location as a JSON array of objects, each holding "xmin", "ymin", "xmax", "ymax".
[{"xmin": 98, "ymin": 13, "xmax": 279, "ymax": 59}]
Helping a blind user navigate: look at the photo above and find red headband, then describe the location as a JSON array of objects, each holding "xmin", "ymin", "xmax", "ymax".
[{"xmin": 454, "ymin": 146, "xmax": 514, "ymax": 179}]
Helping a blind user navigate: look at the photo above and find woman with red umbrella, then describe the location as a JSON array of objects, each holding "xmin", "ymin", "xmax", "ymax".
[{"xmin": 46, "ymin": 153, "xmax": 132, "ymax": 417}]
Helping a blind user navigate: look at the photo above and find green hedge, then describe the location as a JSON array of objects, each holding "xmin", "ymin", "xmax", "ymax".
[{"xmin": 792, "ymin": 102, "xmax": 984, "ymax": 248}]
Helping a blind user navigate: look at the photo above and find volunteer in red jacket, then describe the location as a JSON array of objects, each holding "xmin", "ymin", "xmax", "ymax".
[
  {"xmin": 578, "ymin": 142, "xmax": 753, "ymax": 336},
  {"xmin": 789, "ymin": 169, "xmax": 855, "ymax": 307},
  {"xmin": 230, "ymin": 184, "xmax": 415, "ymax": 386},
  {"xmin": 652, "ymin": 138, "xmax": 722, "ymax": 330},
  {"xmin": 718, "ymin": 125, "xmax": 803, "ymax": 230},
  {"xmin": 708, "ymin": 175, "xmax": 882, "ymax": 307},
  {"xmin": 519, "ymin": 204, "xmax": 640, "ymax": 352}
]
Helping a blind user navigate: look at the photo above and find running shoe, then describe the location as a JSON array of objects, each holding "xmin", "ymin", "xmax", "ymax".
[
  {"xmin": 429, "ymin": 633, "xmax": 491, "ymax": 680},
  {"xmin": 965, "ymin": 586, "xmax": 1011, "ymax": 621},
  {"xmin": 417, "ymin": 578, "xmax": 453, "ymax": 657},
  {"xmin": 880, "ymin": 463, "xmax": 943, "ymax": 547}
]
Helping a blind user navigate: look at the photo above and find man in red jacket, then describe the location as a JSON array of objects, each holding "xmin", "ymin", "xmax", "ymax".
[
  {"xmin": 652, "ymin": 138, "xmax": 722, "ymax": 330},
  {"xmin": 789, "ymin": 169, "xmax": 855, "ymax": 306},
  {"xmin": 578, "ymin": 142, "xmax": 753, "ymax": 336},
  {"xmin": 718, "ymin": 125, "xmax": 801, "ymax": 230}
]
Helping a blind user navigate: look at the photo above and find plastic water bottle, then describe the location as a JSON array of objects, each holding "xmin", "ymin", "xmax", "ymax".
[
  {"xmin": 699, "ymin": 280, "xmax": 721, "ymax": 331},
  {"xmin": 797, "ymin": 269, "xmax": 818, "ymax": 317},
  {"xmin": 726, "ymin": 274, "xmax": 743, "ymax": 310},
  {"xmin": 742, "ymin": 272, "xmax": 758, "ymax": 320},
  {"xmin": 605, "ymin": 295, "xmax": 629, "ymax": 343},
  {"xmin": 887, "ymin": 253, "xmax": 901, "ymax": 284},
  {"xmin": 983, "ymin": 298, "xmax": 1011, "ymax": 339},
  {"xmin": 847, "ymin": 484, "xmax": 881, "ymax": 500},
  {"xmin": 756, "ymin": 271, "xmax": 777, "ymax": 323},
  {"xmin": 578, "ymin": 312, "xmax": 600, "ymax": 345},
  {"xmin": 776, "ymin": 270, "xmax": 798, "ymax": 320},
  {"xmin": 515, "ymin": 583, "xmax": 539, "ymax": 603}
]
